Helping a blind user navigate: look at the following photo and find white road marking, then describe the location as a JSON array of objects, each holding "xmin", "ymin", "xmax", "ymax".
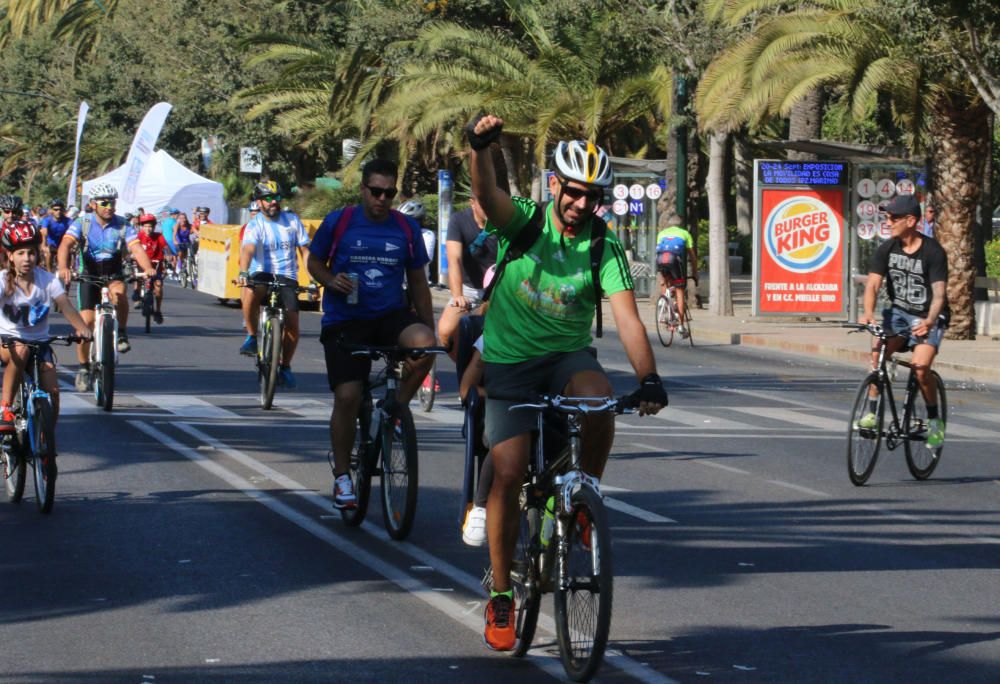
[
  {"xmin": 650, "ymin": 409, "xmax": 756, "ymax": 430},
  {"xmin": 152, "ymin": 420, "xmax": 679, "ymax": 684},
  {"xmin": 413, "ymin": 408, "xmax": 465, "ymax": 426},
  {"xmin": 690, "ymin": 460, "xmax": 750, "ymax": 475},
  {"xmin": 729, "ymin": 406, "xmax": 845, "ymax": 432},
  {"xmin": 947, "ymin": 423, "xmax": 999, "ymax": 439},
  {"xmin": 133, "ymin": 394, "xmax": 241, "ymax": 420},
  {"xmin": 273, "ymin": 397, "xmax": 330, "ymax": 420},
  {"xmin": 766, "ymin": 480, "xmax": 831, "ymax": 498},
  {"xmin": 59, "ymin": 393, "xmax": 94, "ymax": 415},
  {"xmin": 604, "ymin": 497, "xmax": 677, "ymax": 524}
]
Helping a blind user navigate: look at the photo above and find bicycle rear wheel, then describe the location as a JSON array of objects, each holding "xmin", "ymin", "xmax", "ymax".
[
  {"xmin": 685, "ymin": 306, "xmax": 694, "ymax": 347},
  {"xmin": 179, "ymin": 265, "xmax": 188, "ymax": 289},
  {"xmin": 511, "ymin": 492, "xmax": 543, "ymax": 657},
  {"xmin": 554, "ymin": 485, "xmax": 613, "ymax": 682},
  {"xmin": 418, "ymin": 359, "xmax": 436, "ymax": 412},
  {"xmin": 847, "ymin": 373, "xmax": 883, "ymax": 486},
  {"xmin": 904, "ymin": 370, "xmax": 947, "ymax": 480},
  {"xmin": 95, "ymin": 316, "xmax": 115, "ymax": 412},
  {"xmin": 380, "ymin": 407, "xmax": 418, "ymax": 540},
  {"xmin": 2, "ymin": 436, "xmax": 26, "ymax": 503},
  {"xmin": 341, "ymin": 404, "xmax": 375, "ymax": 526},
  {"xmin": 30, "ymin": 398, "xmax": 56, "ymax": 514},
  {"xmin": 259, "ymin": 316, "xmax": 281, "ymax": 410},
  {"xmin": 655, "ymin": 295, "xmax": 673, "ymax": 347}
]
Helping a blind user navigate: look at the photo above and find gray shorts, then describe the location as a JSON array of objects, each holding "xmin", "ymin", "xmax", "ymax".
[
  {"xmin": 882, "ymin": 307, "xmax": 945, "ymax": 350},
  {"xmin": 483, "ymin": 348, "xmax": 603, "ymax": 447},
  {"xmin": 447, "ymin": 284, "xmax": 485, "ymax": 310}
]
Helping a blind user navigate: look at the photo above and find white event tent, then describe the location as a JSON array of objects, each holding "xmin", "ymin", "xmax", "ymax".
[{"xmin": 81, "ymin": 149, "xmax": 228, "ymax": 222}]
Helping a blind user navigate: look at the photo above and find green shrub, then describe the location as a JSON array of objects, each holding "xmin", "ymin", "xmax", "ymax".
[
  {"xmin": 987, "ymin": 237, "xmax": 1000, "ymax": 278},
  {"xmin": 291, "ymin": 185, "xmax": 362, "ymax": 220}
]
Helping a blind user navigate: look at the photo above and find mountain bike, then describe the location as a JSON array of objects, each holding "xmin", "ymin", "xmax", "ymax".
[
  {"xmin": 655, "ymin": 278, "xmax": 694, "ymax": 347},
  {"xmin": 844, "ymin": 323, "xmax": 947, "ymax": 485},
  {"xmin": 139, "ymin": 263, "xmax": 162, "ymax": 334},
  {"xmin": 73, "ymin": 273, "xmax": 138, "ymax": 412},
  {"xmin": 336, "ymin": 342, "xmax": 446, "ymax": 540},
  {"xmin": 489, "ymin": 393, "xmax": 638, "ymax": 682},
  {"xmin": 1, "ymin": 334, "xmax": 83, "ymax": 514},
  {"xmin": 237, "ymin": 278, "xmax": 317, "ymax": 410}
]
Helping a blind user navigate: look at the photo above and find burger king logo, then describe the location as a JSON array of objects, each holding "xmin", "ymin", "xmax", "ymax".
[{"xmin": 764, "ymin": 196, "xmax": 841, "ymax": 273}]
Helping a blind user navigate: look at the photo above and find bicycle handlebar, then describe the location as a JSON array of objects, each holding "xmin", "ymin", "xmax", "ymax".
[
  {"xmin": 72, "ymin": 273, "xmax": 147, "ymax": 285},
  {"xmin": 231, "ymin": 279, "xmax": 319, "ymax": 296},
  {"xmin": 505, "ymin": 393, "xmax": 639, "ymax": 415},
  {"xmin": 842, "ymin": 322, "xmax": 886, "ymax": 338},
  {"xmin": 341, "ymin": 343, "xmax": 448, "ymax": 361},
  {"xmin": 0, "ymin": 334, "xmax": 87, "ymax": 348}
]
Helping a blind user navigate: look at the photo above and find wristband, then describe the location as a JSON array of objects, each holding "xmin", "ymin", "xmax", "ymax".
[
  {"xmin": 239, "ymin": 271, "xmax": 250, "ymax": 279},
  {"xmin": 466, "ymin": 114, "xmax": 502, "ymax": 151}
]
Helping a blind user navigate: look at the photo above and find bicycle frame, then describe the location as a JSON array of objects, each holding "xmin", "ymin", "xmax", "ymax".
[
  {"xmin": 868, "ymin": 333, "xmax": 925, "ymax": 450},
  {"xmin": 89, "ymin": 281, "xmax": 119, "ymax": 367}
]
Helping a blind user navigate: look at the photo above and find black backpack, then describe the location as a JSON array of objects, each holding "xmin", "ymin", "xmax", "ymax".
[{"xmin": 482, "ymin": 201, "xmax": 608, "ymax": 337}]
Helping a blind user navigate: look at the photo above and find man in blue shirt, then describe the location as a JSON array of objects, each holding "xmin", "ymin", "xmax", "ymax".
[
  {"xmin": 39, "ymin": 199, "xmax": 72, "ymax": 271},
  {"xmin": 159, "ymin": 206, "xmax": 179, "ymax": 258},
  {"xmin": 306, "ymin": 159, "xmax": 436, "ymax": 510},
  {"xmin": 237, "ymin": 181, "xmax": 311, "ymax": 388}
]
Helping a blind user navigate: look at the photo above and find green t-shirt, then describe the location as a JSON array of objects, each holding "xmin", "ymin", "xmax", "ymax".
[{"xmin": 482, "ymin": 197, "xmax": 633, "ymax": 364}]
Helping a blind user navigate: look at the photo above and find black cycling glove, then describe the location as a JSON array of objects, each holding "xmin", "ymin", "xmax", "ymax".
[
  {"xmin": 635, "ymin": 373, "xmax": 668, "ymax": 407},
  {"xmin": 466, "ymin": 113, "xmax": 502, "ymax": 151}
]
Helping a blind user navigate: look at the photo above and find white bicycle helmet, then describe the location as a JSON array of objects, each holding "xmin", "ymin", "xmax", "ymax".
[
  {"xmin": 397, "ymin": 199, "xmax": 426, "ymax": 220},
  {"xmin": 90, "ymin": 182, "xmax": 119, "ymax": 200},
  {"xmin": 554, "ymin": 140, "xmax": 613, "ymax": 187}
]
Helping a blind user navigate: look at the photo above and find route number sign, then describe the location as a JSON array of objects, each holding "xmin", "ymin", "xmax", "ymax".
[
  {"xmin": 612, "ymin": 199, "xmax": 628, "ymax": 216},
  {"xmin": 856, "ymin": 178, "xmax": 875, "ymax": 198},
  {"xmin": 876, "ymin": 178, "xmax": 896, "ymax": 198},
  {"xmin": 895, "ymin": 178, "xmax": 915, "ymax": 195},
  {"xmin": 612, "ymin": 184, "xmax": 628, "ymax": 200},
  {"xmin": 645, "ymin": 183, "xmax": 662, "ymax": 200},
  {"xmin": 856, "ymin": 200, "xmax": 878, "ymax": 219}
]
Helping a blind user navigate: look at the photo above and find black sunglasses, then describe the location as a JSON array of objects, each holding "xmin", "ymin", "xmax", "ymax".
[
  {"xmin": 560, "ymin": 183, "xmax": 603, "ymax": 203},
  {"xmin": 365, "ymin": 184, "xmax": 398, "ymax": 199}
]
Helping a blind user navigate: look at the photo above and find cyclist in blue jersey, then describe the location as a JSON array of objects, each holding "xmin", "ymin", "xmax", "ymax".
[
  {"xmin": 39, "ymin": 199, "xmax": 72, "ymax": 271},
  {"xmin": 56, "ymin": 183, "xmax": 157, "ymax": 391},
  {"xmin": 237, "ymin": 181, "xmax": 311, "ymax": 389},
  {"xmin": 306, "ymin": 158, "xmax": 436, "ymax": 510},
  {"xmin": 654, "ymin": 215, "xmax": 698, "ymax": 338}
]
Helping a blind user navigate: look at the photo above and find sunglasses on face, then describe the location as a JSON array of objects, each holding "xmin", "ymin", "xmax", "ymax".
[
  {"xmin": 95, "ymin": 200, "xmax": 116, "ymax": 208},
  {"xmin": 258, "ymin": 194, "xmax": 280, "ymax": 203},
  {"xmin": 365, "ymin": 184, "xmax": 397, "ymax": 199},
  {"xmin": 560, "ymin": 184, "xmax": 603, "ymax": 203}
]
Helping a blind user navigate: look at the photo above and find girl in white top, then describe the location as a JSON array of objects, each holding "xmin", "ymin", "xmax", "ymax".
[{"xmin": 0, "ymin": 221, "xmax": 90, "ymax": 433}]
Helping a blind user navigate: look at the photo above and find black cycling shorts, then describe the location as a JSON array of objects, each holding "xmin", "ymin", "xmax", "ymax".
[
  {"xmin": 78, "ymin": 258, "xmax": 126, "ymax": 311},
  {"xmin": 250, "ymin": 272, "xmax": 300, "ymax": 312},
  {"xmin": 657, "ymin": 260, "xmax": 686, "ymax": 287},
  {"xmin": 320, "ymin": 308, "xmax": 424, "ymax": 390}
]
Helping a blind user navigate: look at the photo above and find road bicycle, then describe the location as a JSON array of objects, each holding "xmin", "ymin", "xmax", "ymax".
[
  {"xmin": 337, "ymin": 342, "xmax": 445, "ymax": 540},
  {"xmin": 179, "ymin": 239, "xmax": 198, "ymax": 289},
  {"xmin": 655, "ymin": 278, "xmax": 694, "ymax": 347},
  {"xmin": 73, "ymin": 273, "xmax": 140, "ymax": 412},
  {"xmin": 844, "ymin": 323, "xmax": 947, "ymax": 485},
  {"xmin": 238, "ymin": 278, "xmax": 317, "ymax": 410},
  {"xmin": 491, "ymin": 393, "xmax": 638, "ymax": 682},
  {"xmin": 1, "ymin": 334, "xmax": 83, "ymax": 514}
]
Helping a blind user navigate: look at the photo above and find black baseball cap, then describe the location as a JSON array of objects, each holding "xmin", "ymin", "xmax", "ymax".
[{"xmin": 882, "ymin": 194, "xmax": 921, "ymax": 218}]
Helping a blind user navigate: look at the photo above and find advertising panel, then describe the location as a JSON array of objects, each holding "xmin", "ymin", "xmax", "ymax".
[{"xmin": 757, "ymin": 187, "xmax": 846, "ymax": 314}]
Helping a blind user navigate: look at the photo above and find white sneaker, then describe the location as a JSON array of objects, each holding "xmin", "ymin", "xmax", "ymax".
[
  {"xmin": 332, "ymin": 474, "xmax": 356, "ymax": 510},
  {"xmin": 462, "ymin": 506, "xmax": 487, "ymax": 546},
  {"xmin": 679, "ymin": 325, "xmax": 689, "ymax": 338}
]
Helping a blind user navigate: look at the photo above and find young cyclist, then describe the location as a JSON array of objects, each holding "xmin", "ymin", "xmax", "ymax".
[
  {"xmin": 136, "ymin": 214, "xmax": 171, "ymax": 324},
  {"xmin": 0, "ymin": 221, "xmax": 90, "ymax": 432}
]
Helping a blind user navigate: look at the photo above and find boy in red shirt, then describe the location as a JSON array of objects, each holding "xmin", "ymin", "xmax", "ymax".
[{"xmin": 136, "ymin": 214, "xmax": 173, "ymax": 323}]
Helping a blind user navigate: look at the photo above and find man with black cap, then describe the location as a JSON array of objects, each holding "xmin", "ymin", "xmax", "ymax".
[{"xmin": 859, "ymin": 193, "xmax": 949, "ymax": 448}]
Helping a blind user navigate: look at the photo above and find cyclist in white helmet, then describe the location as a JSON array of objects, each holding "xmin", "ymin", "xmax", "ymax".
[
  {"xmin": 466, "ymin": 113, "xmax": 667, "ymax": 651},
  {"xmin": 397, "ymin": 199, "xmax": 436, "ymax": 285}
]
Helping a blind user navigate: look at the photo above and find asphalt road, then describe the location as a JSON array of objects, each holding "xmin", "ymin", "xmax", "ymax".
[{"xmin": 1, "ymin": 282, "xmax": 998, "ymax": 683}]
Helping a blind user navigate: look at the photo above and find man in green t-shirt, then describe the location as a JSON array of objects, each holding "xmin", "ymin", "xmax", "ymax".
[{"xmin": 467, "ymin": 113, "xmax": 668, "ymax": 652}]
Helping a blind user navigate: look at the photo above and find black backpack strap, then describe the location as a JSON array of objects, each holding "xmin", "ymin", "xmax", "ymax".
[
  {"xmin": 589, "ymin": 218, "xmax": 607, "ymax": 338},
  {"xmin": 482, "ymin": 201, "xmax": 547, "ymax": 302}
]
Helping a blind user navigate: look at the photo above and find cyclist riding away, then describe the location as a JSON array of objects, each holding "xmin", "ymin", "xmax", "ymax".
[
  {"xmin": 39, "ymin": 199, "xmax": 72, "ymax": 272},
  {"xmin": 859, "ymin": 193, "xmax": 949, "ymax": 448},
  {"xmin": 0, "ymin": 221, "xmax": 90, "ymax": 432},
  {"xmin": 306, "ymin": 159, "xmax": 436, "ymax": 511},
  {"xmin": 655, "ymin": 213, "xmax": 698, "ymax": 338},
  {"xmin": 56, "ymin": 182, "xmax": 157, "ymax": 390},
  {"xmin": 238, "ymin": 181, "xmax": 311, "ymax": 389},
  {"xmin": 467, "ymin": 114, "xmax": 668, "ymax": 651},
  {"xmin": 136, "ymin": 214, "xmax": 171, "ymax": 324}
]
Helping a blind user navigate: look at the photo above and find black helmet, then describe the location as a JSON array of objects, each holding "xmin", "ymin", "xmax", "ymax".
[
  {"xmin": 49, "ymin": 198, "xmax": 66, "ymax": 209},
  {"xmin": 251, "ymin": 180, "xmax": 282, "ymax": 200},
  {"xmin": 0, "ymin": 195, "xmax": 23, "ymax": 212}
]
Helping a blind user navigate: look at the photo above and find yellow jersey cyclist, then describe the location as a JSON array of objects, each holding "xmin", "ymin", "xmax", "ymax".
[
  {"xmin": 859, "ymin": 193, "xmax": 949, "ymax": 447},
  {"xmin": 467, "ymin": 114, "xmax": 667, "ymax": 651},
  {"xmin": 654, "ymin": 215, "xmax": 698, "ymax": 337}
]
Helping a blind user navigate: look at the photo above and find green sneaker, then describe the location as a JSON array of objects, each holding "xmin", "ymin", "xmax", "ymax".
[
  {"xmin": 857, "ymin": 412, "xmax": 877, "ymax": 430},
  {"xmin": 926, "ymin": 418, "xmax": 945, "ymax": 449}
]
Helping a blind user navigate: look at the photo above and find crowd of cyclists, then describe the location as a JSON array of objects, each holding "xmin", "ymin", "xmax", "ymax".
[{"xmin": 0, "ymin": 111, "xmax": 952, "ymax": 663}]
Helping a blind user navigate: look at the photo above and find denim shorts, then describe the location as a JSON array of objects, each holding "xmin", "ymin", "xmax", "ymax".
[{"xmin": 882, "ymin": 307, "xmax": 945, "ymax": 349}]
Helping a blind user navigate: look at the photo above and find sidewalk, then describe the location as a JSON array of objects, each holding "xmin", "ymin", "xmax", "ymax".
[{"xmin": 431, "ymin": 276, "xmax": 1000, "ymax": 386}]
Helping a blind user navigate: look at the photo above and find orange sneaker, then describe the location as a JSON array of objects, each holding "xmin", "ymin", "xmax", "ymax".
[
  {"xmin": 483, "ymin": 593, "xmax": 516, "ymax": 651},
  {"xmin": 0, "ymin": 405, "xmax": 15, "ymax": 434}
]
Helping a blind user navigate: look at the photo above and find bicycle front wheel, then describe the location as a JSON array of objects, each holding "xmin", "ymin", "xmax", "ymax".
[
  {"xmin": 655, "ymin": 296, "xmax": 673, "ymax": 347},
  {"xmin": 511, "ymin": 493, "xmax": 543, "ymax": 657},
  {"xmin": 418, "ymin": 359, "xmax": 436, "ymax": 412},
  {"xmin": 341, "ymin": 405, "xmax": 375, "ymax": 527},
  {"xmin": 259, "ymin": 316, "xmax": 281, "ymax": 410},
  {"xmin": 904, "ymin": 370, "xmax": 947, "ymax": 480},
  {"xmin": 96, "ymin": 316, "xmax": 115, "ymax": 412},
  {"xmin": 30, "ymin": 398, "xmax": 57, "ymax": 514},
  {"xmin": 847, "ymin": 372, "xmax": 883, "ymax": 486},
  {"xmin": 554, "ymin": 485, "xmax": 613, "ymax": 682},
  {"xmin": 143, "ymin": 290, "xmax": 153, "ymax": 333},
  {"xmin": 2, "ymin": 437, "xmax": 26, "ymax": 503},
  {"xmin": 380, "ymin": 407, "xmax": 418, "ymax": 540}
]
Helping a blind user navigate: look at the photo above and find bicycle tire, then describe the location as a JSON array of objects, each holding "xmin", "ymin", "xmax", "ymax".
[
  {"xmin": 418, "ymin": 359, "xmax": 436, "ymax": 412},
  {"xmin": 98, "ymin": 316, "xmax": 115, "ymax": 412},
  {"xmin": 380, "ymin": 407, "xmax": 419, "ymax": 540},
  {"xmin": 142, "ymin": 288, "xmax": 153, "ymax": 334},
  {"xmin": 2, "ymin": 437, "xmax": 26, "ymax": 503},
  {"xmin": 340, "ymin": 402, "xmax": 375, "ymax": 526},
  {"xmin": 31, "ymin": 398, "xmax": 57, "ymax": 514},
  {"xmin": 847, "ymin": 372, "xmax": 883, "ymax": 486},
  {"xmin": 179, "ymin": 267, "xmax": 188, "ymax": 289},
  {"xmin": 511, "ymin": 494, "xmax": 543, "ymax": 657},
  {"xmin": 554, "ymin": 485, "xmax": 613, "ymax": 682},
  {"xmin": 904, "ymin": 370, "xmax": 946, "ymax": 480},
  {"xmin": 654, "ymin": 296, "xmax": 673, "ymax": 347},
  {"xmin": 259, "ymin": 316, "xmax": 280, "ymax": 410},
  {"xmin": 685, "ymin": 305, "xmax": 694, "ymax": 347}
]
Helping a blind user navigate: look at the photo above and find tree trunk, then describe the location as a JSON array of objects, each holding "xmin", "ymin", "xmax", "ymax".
[
  {"xmin": 733, "ymin": 132, "xmax": 752, "ymax": 236},
  {"xmin": 786, "ymin": 87, "xmax": 824, "ymax": 160},
  {"xmin": 707, "ymin": 131, "xmax": 733, "ymax": 316},
  {"xmin": 497, "ymin": 135, "xmax": 519, "ymax": 197},
  {"xmin": 929, "ymin": 96, "xmax": 991, "ymax": 339}
]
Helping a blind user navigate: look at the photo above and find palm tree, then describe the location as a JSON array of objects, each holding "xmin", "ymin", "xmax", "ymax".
[
  {"xmin": 697, "ymin": 0, "xmax": 990, "ymax": 337},
  {"xmin": 0, "ymin": 0, "xmax": 120, "ymax": 55}
]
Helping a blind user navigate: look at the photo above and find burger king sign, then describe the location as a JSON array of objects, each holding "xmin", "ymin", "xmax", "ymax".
[{"xmin": 757, "ymin": 188, "xmax": 846, "ymax": 314}]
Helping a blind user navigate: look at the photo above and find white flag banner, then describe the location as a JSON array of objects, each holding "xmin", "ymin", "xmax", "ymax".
[
  {"xmin": 120, "ymin": 102, "xmax": 172, "ymax": 204},
  {"xmin": 66, "ymin": 101, "xmax": 90, "ymax": 208}
]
